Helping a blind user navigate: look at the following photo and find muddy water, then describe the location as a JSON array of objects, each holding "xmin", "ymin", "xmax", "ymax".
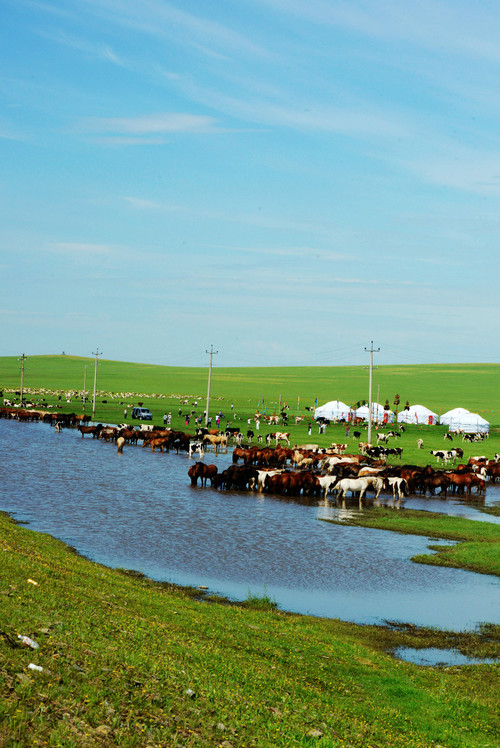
[{"xmin": 1, "ymin": 420, "xmax": 498, "ymax": 630}]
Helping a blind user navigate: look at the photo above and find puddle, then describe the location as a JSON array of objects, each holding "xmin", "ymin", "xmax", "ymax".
[{"xmin": 393, "ymin": 647, "xmax": 498, "ymax": 667}]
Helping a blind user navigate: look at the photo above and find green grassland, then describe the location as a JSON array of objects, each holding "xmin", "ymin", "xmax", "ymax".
[
  {"xmin": 0, "ymin": 355, "xmax": 499, "ymax": 423},
  {"xmin": 0, "ymin": 511, "xmax": 498, "ymax": 747},
  {"xmin": 1, "ymin": 355, "xmax": 499, "ymax": 467}
]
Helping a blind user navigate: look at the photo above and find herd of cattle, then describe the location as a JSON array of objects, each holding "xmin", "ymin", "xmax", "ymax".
[{"xmin": 2, "ymin": 406, "xmax": 499, "ymax": 505}]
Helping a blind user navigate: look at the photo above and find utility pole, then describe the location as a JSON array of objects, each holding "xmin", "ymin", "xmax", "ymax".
[
  {"xmin": 83, "ymin": 365, "xmax": 88, "ymax": 412},
  {"xmin": 19, "ymin": 353, "xmax": 27, "ymax": 404},
  {"xmin": 205, "ymin": 345, "xmax": 218, "ymax": 426},
  {"xmin": 92, "ymin": 349, "xmax": 101, "ymax": 422},
  {"xmin": 364, "ymin": 341, "xmax": 380, "ymax": 445}
]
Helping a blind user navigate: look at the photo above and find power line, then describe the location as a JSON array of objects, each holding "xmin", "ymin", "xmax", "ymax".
[
  {"xmin": 205, "ymin": 345, "xmax": 218, "ymax": 426},
  {"xmin": 92, "ymin": 348, "xmax": 101, "ymax": 422},
  {"xmin": 364, "ymin": 341, "xmax": 380, "ymax": 445},
  {"xmin": 18, "ymin": 353, "xmax": 27, "ymax": 404}
]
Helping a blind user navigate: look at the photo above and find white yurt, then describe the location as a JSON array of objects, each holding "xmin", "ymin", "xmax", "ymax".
[
  {"xmin": 397, "ymin": 404, "xmax": 438, "ymax": 425},
  {"xmin": 355, "ymin": 403, "xmax": 395, "ymax": 423},
  {"xmin": 314, "ymin": 400, "xmax": 351, "ymax": 421},
  {"xmin": 450, "ymin": 413, "xmax": 489, "ymax": 434},
  {"xmin": 440, "ymin": 407, "xmax": 471, "ymax": 428}
]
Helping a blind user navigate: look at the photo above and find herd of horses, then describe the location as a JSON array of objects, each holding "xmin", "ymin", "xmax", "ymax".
[
  {"xmin": 187, "ymin": 443, "xmax": 496, "ymax": 505},
  {"xmin": 2, "ymin": 406, "xmax": 498, "ymax": 506}
]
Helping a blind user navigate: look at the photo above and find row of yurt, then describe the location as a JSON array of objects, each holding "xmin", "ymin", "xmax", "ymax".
[
  {"xmin": 440, "ymin": 407, "xmax": 489, "ymax": 433},
  {"xmin": 397, "ymin": 405, "xmax": 438, "ymax": 425},
  {"xmin": 314, "ymin": 400, "xmax": 351, "ymax": 421},
  {"xmin": 355, "ymin": 403, "xmax": 395, "ymax": 423},
  {"xmin": 314, "ymin": 401, "xmax": 395, "ymax": 423},
  {"xmin": 314, "ymin": 400, "xmax": 489, "ymax": 433}
]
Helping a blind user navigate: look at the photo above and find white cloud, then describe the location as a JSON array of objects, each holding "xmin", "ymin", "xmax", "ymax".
[{"xmin": 78, "ymin": 112, "xmax": 219, "ymax": 135}]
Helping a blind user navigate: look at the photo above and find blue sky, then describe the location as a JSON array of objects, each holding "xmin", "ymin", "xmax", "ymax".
[{"xmin": 2, "ymin": 0, "xmax": 499, "ymax": 367}]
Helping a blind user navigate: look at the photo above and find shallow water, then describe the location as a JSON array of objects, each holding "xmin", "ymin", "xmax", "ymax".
[
  {"xmin": 393, "ymin": 647, "xmax": 498, "ymax": 667},
  {"xmin": 0, "ymin": 420, "xmax": 498, "ymax": 630}
]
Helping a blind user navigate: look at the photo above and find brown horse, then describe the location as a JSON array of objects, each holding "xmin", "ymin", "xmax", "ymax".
[{"xmin": 188, "ymin": 462, "xmax": 218, "ymax": 487}]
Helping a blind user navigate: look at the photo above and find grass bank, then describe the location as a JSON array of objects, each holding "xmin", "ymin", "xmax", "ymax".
[
  {"xmin": 322, "ymin": 508, "xmax": 500, "ymax": 577},
  {"xmin": 0, "ymin": 511, "xmax": 499, "ymax": 747}
]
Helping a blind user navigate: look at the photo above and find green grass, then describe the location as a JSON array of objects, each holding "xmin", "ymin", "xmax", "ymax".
[
  {"xmin": 1, "ymin": 354, "xmax": 499, "ymax": 423},
  {"xmin": 0, "ymin": 511, "xmax": 498, "ymax": 747},
  {"xmin": 2, "ymin": 355, "xmax": 500, "ymax": 468}
]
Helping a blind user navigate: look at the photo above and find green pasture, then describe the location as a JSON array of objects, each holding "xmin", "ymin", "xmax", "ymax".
[
  {"xmin": 1, "ymin": 355, "xmax": 499, "ymax": 466},
  {"xmin": 0, "ymin": 354, "xmax": 499, "ymax": 422}
]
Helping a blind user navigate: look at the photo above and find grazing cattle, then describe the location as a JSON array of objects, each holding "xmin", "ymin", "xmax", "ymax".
[
  {"xmin": 225, "ymin": 427, "xmax": 241, "ymax": 439},
  {"xmin": 430, "ymin": 450, "xmax": 457, "ymax": 465},
  {"xmin": 329, "ymin": 443, "xmax": 347, "ymax": 453},
  {"xmin": 358, "ymin": 442, "xmax": 372, "ymax": 455},
  {"xmin": 246, "ymin": 430, "xmax": 254, "ymax": 442},
  {"xmin": 353, "ymin": 431, "xmax": 361, "ymax": 439},
  {"xmin": 376, "ymin": 433, "xmax": 389, "ymax": 443},
  {"xmin": 417, "ymin": 439, "xmax": 424, "ymax": 449},
  {"xmin": 188, "ymin": 440, "xmax": 205, "ymax": 459},
  {"xmin": 444, "ymin": 433, "xmax": 453, "ymax": 441},
  {"xmin": 274, "ymin": 431, "xmax": 291, "ymax": 446}
]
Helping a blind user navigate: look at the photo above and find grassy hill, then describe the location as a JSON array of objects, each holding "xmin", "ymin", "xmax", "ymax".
[{"xmin": 0, "ymin": 355, "xmax": 498, "ymax": 423}]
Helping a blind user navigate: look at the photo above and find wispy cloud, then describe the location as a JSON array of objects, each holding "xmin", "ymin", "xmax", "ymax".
[
  {"xmin": 122, "ymin": 197, "xmax": 186, "ymax": 213},
  {"xmin": 78, "ymin": 112, "xmax": 220, "ymax": 139},
  {"xmin": 46, "ymin": 242, "xmax": 117, "ymax": 256},
  {"xmin": 37, "ymin": 27, "xmax": 124, "ymax": 65},
  {"xmin": 77, "ymin": 0, "xmax": 273, "ymax": 60},
  {"xmin": 0, "ymin": 119, "xmax": 27, "ymax": 141},
  {"xmin": 257, "ymin": 0, "xmax": 500, "ymax": 63}
]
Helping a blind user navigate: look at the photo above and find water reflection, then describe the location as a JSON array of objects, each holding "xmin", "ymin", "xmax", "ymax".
[{"xmin": 0, "ymin": 420, "xmax": 498, "ymax": 630}]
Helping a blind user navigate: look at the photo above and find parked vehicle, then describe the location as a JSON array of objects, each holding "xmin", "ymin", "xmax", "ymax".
[{"xmin": 131, "ymin": 407, "xmax": 153, "ymax": 420}]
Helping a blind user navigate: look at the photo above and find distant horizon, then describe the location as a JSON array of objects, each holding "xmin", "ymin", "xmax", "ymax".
[{"xmin": 1, "ymin": 352, "xmax": 498, "ymax": 370}]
